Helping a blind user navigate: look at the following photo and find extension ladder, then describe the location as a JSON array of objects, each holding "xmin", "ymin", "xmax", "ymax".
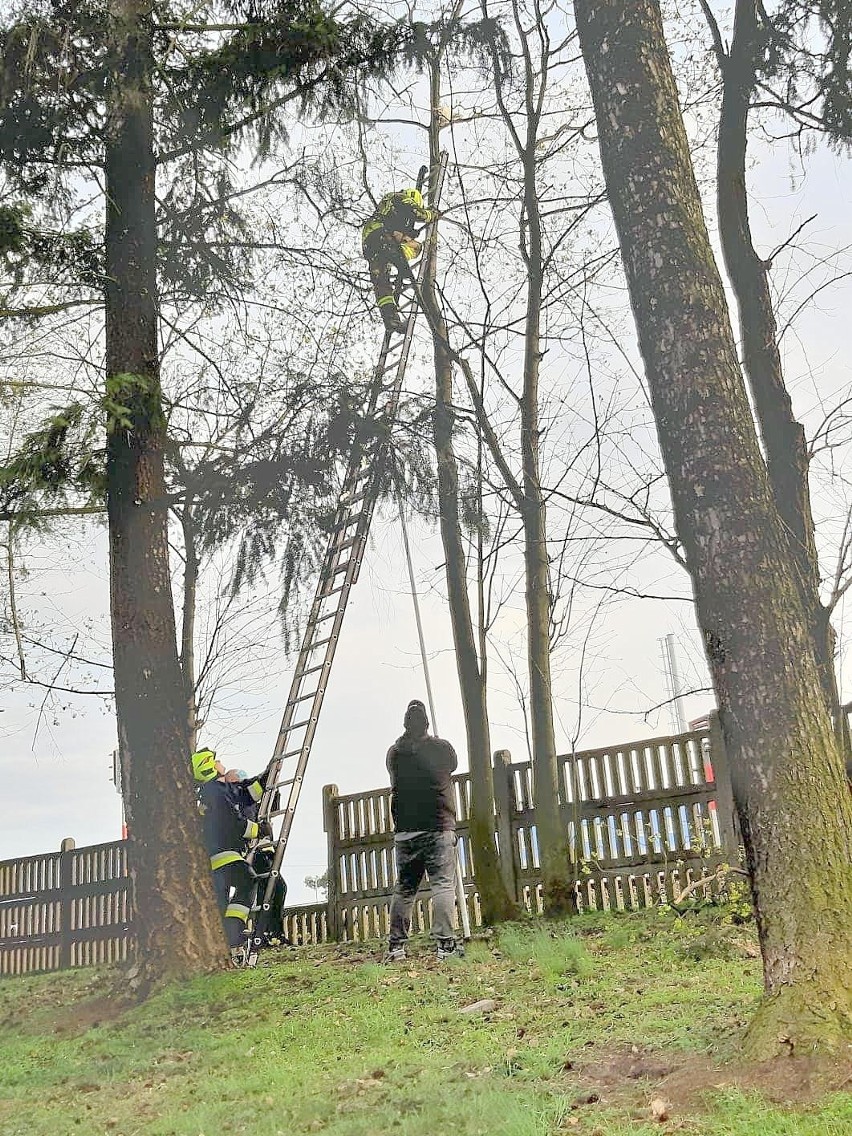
[{"xmin": 246, "ymin": 153, "xmax": 450, "ymax": 953}]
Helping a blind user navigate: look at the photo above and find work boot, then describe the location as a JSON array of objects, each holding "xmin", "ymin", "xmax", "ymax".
[
  {"xmin": 384, "ymin": 944, "xmax": 406, "ymax": 963},
  {"xmin": 381, "ymin": 309, "xmax": 404, "ymax": 335},
  {"xmin": 436, "ymin": 938, "xmax": 465, "ymax": 961}
]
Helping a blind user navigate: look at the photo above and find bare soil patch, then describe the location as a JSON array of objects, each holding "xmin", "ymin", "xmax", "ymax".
[{"xmin": 570, "ymin": 1042, "xmax": 852, "ymax": 1117}]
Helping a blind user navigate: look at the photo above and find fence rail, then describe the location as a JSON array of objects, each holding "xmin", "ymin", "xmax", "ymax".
[{"xmin": 1, "ymin": 722, "xmax": 737, "ymax": 974}]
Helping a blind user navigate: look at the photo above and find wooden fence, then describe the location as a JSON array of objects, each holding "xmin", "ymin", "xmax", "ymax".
[
  {"xmin": 1, "ymin": 721, "xmax": 737, "ymax": 974},
  {"xmin": 324, "ymin": 719, "xmax": 737, "ymax": 942},
  {"xmin": 0, "ymin": 836, "xmax": 327, "ymax": 978},
  {"xmin": 0, "ymin": 837, "xmax": 132, "ymax": 977}
]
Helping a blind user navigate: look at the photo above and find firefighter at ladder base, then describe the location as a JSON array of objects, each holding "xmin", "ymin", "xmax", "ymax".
[
  {"xmin": 362, "ymin": 188, "xmax": 439, "ymax": 335},
  {"xmin": 229, "ymin": 766, "xmax": 288, "ymax": 945},
  {"xmin": 191, "ymin": 747, "xmax": 280, "ymax": 963}
]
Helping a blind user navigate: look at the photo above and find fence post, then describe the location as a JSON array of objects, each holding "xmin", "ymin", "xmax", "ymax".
[
  {"xmin": 492, "ymin": 751, "xmax": 518, "ymax": 903},
  {"xmin": 707, "ymin": 713, "xmax": 739, "ymax": 854},
  {"xmin": 322, "ymin": 784, "xmax": 342, "ymax": 941},
  {"xmin": 58, "ymin": 837, "xmax": 75, "ymax": 970}
]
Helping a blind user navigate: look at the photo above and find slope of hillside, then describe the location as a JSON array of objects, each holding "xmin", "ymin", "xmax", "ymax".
[{"xmin": 1, "ymin": 911, "xmax": 849, "ymax": 1135}]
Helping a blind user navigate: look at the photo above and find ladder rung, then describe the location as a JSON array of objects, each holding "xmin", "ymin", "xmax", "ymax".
[
  {"xmin": 311, "ymin": 597, "xmax": 345, "ymax": 624},
  {"xmin": 270, "ymin": 799, "xmax": 297, "ymax": 817},
  {"xmin": 331, "ymin": 536, "xmax": 358, "ymax": 555},
  {"xmin": 332, "ymin": 518, "xmax": 361, "ymax": 538},
  {"xmin": 342, "ymin": 469, "xmax": 370, "ymax": 491},
  {"xmin": 307, "ymin": 633, "xmax": 334, "ymax": 650},
  {"xmin": 329, "ymin": 514, "xmax": 362, "ymax": 537},
  {"xmin": 318, "ymin": 584, "xmax": 347, "ymax": 600},
  {"xmin": 327, "ymin": 559, "xmax": 352, "ymax": 579},
  {"xmin": 339, "ymin": 489, "xmax": 367, "ymax": 508},
  {"xmin": 333, "ymin": 517, "xmax": 364, "ymax": 539},
  {"xmin": 287, "ymin": 688, "xmax": 318, "ymax": 707}
]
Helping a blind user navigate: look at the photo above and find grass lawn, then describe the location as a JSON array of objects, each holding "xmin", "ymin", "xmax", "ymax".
[{"xmin": 0, "ymin": 910, "xmax": 849, "ymax": 1135}]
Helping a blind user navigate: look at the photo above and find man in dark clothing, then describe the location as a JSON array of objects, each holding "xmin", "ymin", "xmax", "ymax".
[{"xmin": 385, "ymin": 699, "xmax": 462, "ymax": 961}]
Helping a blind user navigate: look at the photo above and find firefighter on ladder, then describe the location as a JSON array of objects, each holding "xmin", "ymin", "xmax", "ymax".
[{"xmin": 362, "ymin": 187, "xmax": 438, "ymax": 335}]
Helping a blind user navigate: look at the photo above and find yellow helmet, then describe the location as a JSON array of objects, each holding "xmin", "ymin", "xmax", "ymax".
[
  {"xmin": 191, "ymin": 748, "xmax": 218, "ymax": 783},
  {"xmin": 400, "ymin": 188, "xmax": 423, "ymax": 209}
]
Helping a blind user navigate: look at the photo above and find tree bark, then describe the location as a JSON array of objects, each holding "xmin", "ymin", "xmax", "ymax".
[
  {"xmin": 517, "ymin": 35, "xmax": 574, "ymax": 917},
  {"xmin": 479, "ymin": 0, "xmax": 574, "ymax": 914},
  {"xmin": 422, "ymin": 72, "xmax": 516, "ymax": 924},
  {"xmin": 716, "ymin": 0, "xmax": 848, "ymax": 757},
  {"xmin": 574, "ymin": 0, "xmax": 852, "ymax": 1054},
  {"xmin": 105, "ymin": 0, "xmax": 226, "ymax": 982}
]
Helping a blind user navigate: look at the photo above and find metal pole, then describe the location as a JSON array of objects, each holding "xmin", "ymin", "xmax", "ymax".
[{"xmin": 664, "ymin": 633, "xmax": 688, "ymax": 734}]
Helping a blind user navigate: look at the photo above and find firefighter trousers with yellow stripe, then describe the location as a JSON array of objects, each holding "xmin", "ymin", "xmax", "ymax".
[
  {"xmin": 211, "ymin": 855, "xmax": 256, "ymax": 947},
  {"xmin": 362, "ymin": 228, "xmax": 413, "ymax": 317}
]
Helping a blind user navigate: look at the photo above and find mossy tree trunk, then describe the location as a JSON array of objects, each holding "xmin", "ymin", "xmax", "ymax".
[
  {"xmin": 574, "ymin": 0, "xmax": 852, "ymax": 1054},
  {"xmin": 105, "ymin": 0, "xmax": 226, "ymax": 982},
  {"xmin": 715, "ymin": 0, "xmax": 849, "ymax": 758}
]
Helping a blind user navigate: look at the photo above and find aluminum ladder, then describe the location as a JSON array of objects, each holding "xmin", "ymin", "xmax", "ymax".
[{"xmin": 246, "ymin": 152, "xmax": 450, "ymax": 952}]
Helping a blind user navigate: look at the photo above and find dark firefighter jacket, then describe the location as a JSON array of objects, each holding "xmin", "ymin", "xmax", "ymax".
[{"xmin": 197, "ymin": 770, "xmax": 268, "ymax": 871}]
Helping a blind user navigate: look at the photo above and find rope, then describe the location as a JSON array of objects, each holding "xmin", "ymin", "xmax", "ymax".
[
  {"xmin": 396, "ymin": 486, "xmax": 471, "ymax": 940},
  {"xmin": 398, "ymin": 490, "xmax": 439, "ymax": 731}
]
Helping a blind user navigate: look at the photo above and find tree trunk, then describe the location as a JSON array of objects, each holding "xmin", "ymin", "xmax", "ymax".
[
  {"xmin": 716, "ymin": 0, "xmax": 848, "ymax": 758},
  {"xmin": 480, "ymin": 2, "xmax": 574, "ymax": 914},
  {"xmin": 517, "ymin": 70, "xmax": 574, "ymax": 917},
  {"xmin": 104, "ymin": 0, "xmax": 226, "ymax": 982},
  {"xmin": 422, "ymin": 85, "xmax": 516, "ymax": 924},
  {"xmin": 574, "ymin": 0, "xmax": 852, "ymax": 1054}
]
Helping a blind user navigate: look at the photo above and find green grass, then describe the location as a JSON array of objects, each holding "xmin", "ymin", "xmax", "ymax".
[{"xmin": 0, "ymin": 910, "xmax": 849, "ymax": 1135}]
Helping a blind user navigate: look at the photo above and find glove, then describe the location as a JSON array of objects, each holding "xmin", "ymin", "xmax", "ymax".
[{"xmin": 259, "ymin": 819, "xmax": 274, "ymax": 842}]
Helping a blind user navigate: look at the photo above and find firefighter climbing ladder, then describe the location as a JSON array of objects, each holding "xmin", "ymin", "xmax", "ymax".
[{"xmin": 247, "ymin": 152, "xmax": 455, "ymax": 954}]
